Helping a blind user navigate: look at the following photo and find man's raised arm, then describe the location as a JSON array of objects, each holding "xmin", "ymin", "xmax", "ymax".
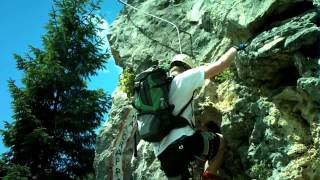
[{"xmin": 204, "ymin": 47, "xmax": 238, "ymax": 79}]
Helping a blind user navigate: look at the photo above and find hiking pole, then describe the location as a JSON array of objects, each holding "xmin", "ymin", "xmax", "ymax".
[{"xmin": 117, "ymin": 0, "xmax": 183, "ymax": 54}]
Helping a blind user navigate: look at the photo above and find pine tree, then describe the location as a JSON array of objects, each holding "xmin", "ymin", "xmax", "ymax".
[{"xmin": 2, "ymin": 0, "xmax": 111, "ymax": 178}]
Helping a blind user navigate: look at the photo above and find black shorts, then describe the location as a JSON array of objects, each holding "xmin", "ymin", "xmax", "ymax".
[{"xmin": 157, "ymin": 131, "xmax": 220, "ymax": 177}]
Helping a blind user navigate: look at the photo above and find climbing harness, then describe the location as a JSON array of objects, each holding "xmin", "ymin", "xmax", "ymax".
[{"xmin": 117, "ymin": 0, "xmax": 183, "ymax": 54}]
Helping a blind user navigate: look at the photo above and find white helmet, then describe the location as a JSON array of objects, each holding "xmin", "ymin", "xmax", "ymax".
[{"xmin": 170, "ymin": 54, "xmax": 194, "ymax": 69}]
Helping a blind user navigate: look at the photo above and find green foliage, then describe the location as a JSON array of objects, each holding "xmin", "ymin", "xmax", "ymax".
[
  {"xmin": 0, "ymin": 156, "xmax": 30, "ymax": 180},
  {"xmin": 248, "ymin": 161, "xmax": 272, "ymax": 180},
  {"xmin": 76, "ymin": 173, "xmax": 95, "ymax": 180},
  {"xmin": 2, "ymin": 0, "xmax": 111, "ymax": 179},
  {"xmin": 213, "ymin": 68, "xmax": 235, "ymax": 83},
  {"xmin": 119, "ymin": 68, "xmax": 135, "ymax": 97}
]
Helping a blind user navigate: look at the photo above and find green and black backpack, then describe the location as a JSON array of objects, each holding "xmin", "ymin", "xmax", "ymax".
[{"xmin": 132, "ymin": 66, "xmax": 193, "ymax": 142}]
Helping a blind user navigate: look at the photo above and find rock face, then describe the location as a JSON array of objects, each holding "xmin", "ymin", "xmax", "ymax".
[{"xmin": 94, "ymin": 0, "xmax": 320, "ymax": 179}]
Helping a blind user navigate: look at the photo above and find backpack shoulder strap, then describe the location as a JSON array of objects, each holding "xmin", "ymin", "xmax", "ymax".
[
  {"xmin": 170, "ymin": 91, "xmax": 195, "ymax": 129},
  {"xmin": 169, "ymin": 75, "xmax": 194, "ymax": 117},
  {"xmin": 177, "ymin": 91, "xmax": 195, "ymax": 117}
]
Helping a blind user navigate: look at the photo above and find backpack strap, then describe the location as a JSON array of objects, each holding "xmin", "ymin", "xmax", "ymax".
[
  {"xmin": 177, "ymin": 91, "xmax": 194, "ymax": 117},
  {"xmin": 133, "ymin": 131, "xmax": 138, "ymax": 157},
  {"xmin": 170, "ymin": 75, "xmax": 194, "ymax": 117},
  {"xmin": 171, "ymin": 91, "xmax": 195, "ymax": 128}
]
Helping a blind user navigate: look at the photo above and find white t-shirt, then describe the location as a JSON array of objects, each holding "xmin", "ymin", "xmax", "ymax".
[{"xmin": 153, "ymin": 66, "xmax": 205, "ymax": 156}]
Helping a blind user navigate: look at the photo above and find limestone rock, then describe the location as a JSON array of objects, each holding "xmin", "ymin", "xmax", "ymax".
[{"xmin": 95, "ymin": 0, "xmax": 320, "ymax": 179}]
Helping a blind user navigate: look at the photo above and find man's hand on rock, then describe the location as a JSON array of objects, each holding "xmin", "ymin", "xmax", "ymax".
[{"xmin": 233, "ymin": 43, "xmax": 247, "ymax": 51}]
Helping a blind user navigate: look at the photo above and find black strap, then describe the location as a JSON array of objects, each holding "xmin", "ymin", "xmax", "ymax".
[
  {"xmin": 170, "ymin": 91, "xmax": 195, "ymax": 129},
  {"xmin": 133, "ymin": 131, "xmax": 138, "ymax": 157},
  {"xmin": 171, "ymin": 116, "xmax": 191, "ymax": 129},
  {"xmin": 177, "ymin": 91, "xmax": 195, "ymax": 116}
]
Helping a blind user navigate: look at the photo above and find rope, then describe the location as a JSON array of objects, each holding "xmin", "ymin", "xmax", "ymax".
[{"xmin": 117, "ymin": 0, "xmax": 182, "ymax": 54}]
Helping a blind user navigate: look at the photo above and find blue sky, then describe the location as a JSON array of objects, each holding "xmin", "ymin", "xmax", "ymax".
[{"xmin": 0, "ymin": 1, "xmax": 123, "ymax": 154}]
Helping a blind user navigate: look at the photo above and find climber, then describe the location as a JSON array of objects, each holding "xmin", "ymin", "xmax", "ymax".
[{"xmin": 155, "ymin": 44, "xmax": 247, "ymax": 180}]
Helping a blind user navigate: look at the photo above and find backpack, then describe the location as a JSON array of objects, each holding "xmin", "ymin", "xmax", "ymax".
[{"xmin": 132, "ymin": 66, "xmax": 193, "ymax": 142}]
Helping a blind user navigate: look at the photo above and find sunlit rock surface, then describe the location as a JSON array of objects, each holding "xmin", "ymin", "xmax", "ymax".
[{"xmin": 95, "ymin": 0, "xmax": 320, "ymax": 179}]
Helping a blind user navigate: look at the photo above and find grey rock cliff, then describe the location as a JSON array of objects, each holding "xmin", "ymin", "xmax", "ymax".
[{"xmin": 95, "ymin": 0, "xmax": 320, "ymax": 179}]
